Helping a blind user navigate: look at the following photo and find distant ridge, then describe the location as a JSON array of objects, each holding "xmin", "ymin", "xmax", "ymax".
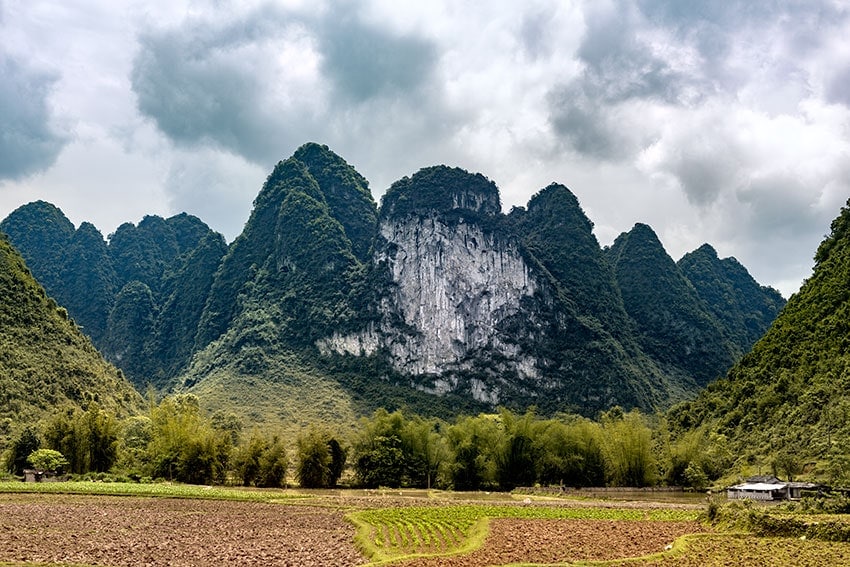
[{"xmin": 1, "ymin": 143, "xmax": 785, "ymax": 430}]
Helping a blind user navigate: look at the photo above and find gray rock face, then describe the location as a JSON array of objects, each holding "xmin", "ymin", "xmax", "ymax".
[{"xmin": 318, "ymin": 212, "xmax": 543, "ymax": 403}]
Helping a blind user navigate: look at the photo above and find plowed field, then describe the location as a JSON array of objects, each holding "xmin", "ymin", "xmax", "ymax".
[
  {"xmin": 0, "ymin": 493, "xmax": 366, "ymax": 566},
  {"xmin": 397, "ymin": 518, "xmax": 706, "ymax": 566}
]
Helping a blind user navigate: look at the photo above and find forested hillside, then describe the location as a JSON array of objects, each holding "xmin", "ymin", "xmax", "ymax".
[
  {"xmin": 0, "ymin": 233, "xmax": 142, "ymax": 448},
  {"xmin": 1, "ymin": 208, "xmax": 226, "ymax": 391},
  {"xmin": 668, "ymin": 198, "xmax": 850, "ymax": 483}
]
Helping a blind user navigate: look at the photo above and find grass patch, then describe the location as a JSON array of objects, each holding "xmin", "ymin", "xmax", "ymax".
[
  {"xmin": 612, "ymin": 533, "xmax": 850, "ymax": 566},
  {"xmin": 0, "ymin": 480, "xmax": 311, "ymax": 503}
]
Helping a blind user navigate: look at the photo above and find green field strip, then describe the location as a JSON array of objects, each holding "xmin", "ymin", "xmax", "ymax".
[
  {"xmin": 349, "ymin": 504, "xmax": 701, "ymax": 565},
  {"xmin": 0, "ymin": 481, "xmax": 311, "ymax": 503}
]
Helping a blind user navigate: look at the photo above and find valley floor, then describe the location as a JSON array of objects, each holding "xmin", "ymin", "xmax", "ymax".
[{"xmin": 0, "ymin": 486, "xmax": 847, "ymax": 566}]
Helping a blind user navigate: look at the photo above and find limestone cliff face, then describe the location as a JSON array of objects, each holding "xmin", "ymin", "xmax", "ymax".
[
  {"xmin": 378, "ymin": 215, "xmax": 538, "ymax": 378},
  {"xmin": 318, "ymin": 166, "xmax": 546, "ymax": 404}
]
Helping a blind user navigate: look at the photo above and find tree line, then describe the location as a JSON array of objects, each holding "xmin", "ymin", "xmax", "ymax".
[{"xmin": 2, "ymin": 396, "xmax": 738, "ymax": 490}]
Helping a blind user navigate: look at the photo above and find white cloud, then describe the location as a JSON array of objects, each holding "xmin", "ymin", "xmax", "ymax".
[{"xmin": 2, "ymin": 0, "xmax": 850, "ymax": 298}]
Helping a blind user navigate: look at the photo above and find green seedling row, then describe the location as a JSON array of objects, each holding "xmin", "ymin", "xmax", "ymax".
[{"xmin": 350, "ymin": 504, "xmax": 700, "ymax": 562}]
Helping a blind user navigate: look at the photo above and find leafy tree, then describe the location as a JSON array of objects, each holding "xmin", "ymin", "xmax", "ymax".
[
  {"xmin": 536, "ymin": 417, "xmax": 606, "ymax": 487},
  {"xmin": 116, "ymin": 415, "xmax": 152, "ymax": 474},
  {"xmin": 352, "ymin": 409, "xmax": 409, "ymax": 488},
  {"xmin": 210, "ymin": 411, "xmax": 243, "ymax": 446},
  {"xmin": 146, "ymin": 394, "xmax": 231, "ymax": 484},
  {"xmin": 773, "ymin": 450, "xmax": 804, "ymax": 482},
  {"xmin": 296, "ymin": 428, "xmax": 333, "ymax": 488},
  {"xmin": 256, "ymin": 434, "xmax": 288, "ymax": 488},
  {"xmin": 233, "ymin": 430, "xmax": 267, "ymax": 486},
  {"xmin": 327, "ymin": 437, "xmax": 347, "ymax": 487},
  {"xmin": 445, "ymin": 414, "xmax": 501, "ymax": 490},
  {"xmin": 683, "ymin": 461, "xmax": 708, "ymax": 490},
  {"xmin": 401, "ymin": 415, "xmax": 449, "ymax": 489},
  {"xmin": 27, "ymin": 448, "xmax": 68, "ymax": 473},
  {"xmin": 5, "ymin": 426, "xmax": 41, "ymax": 475},
  {"xmin": 233, "ymin": 429, "xmax": 289, "ymax": 488},
  {"xmin": 601, "ymin": 409, "xmax": 656, "ymax": 487},
  {"xmin": 43, "ymin": 403, "xmax": 120, "ymax": 474},
  {"xmin": 494, "ymin": 409, "xmax": 539, "ymax": 490},
  {"xmin": 355, "ymin": 434, "xmax": 406, "ymax": 488}
]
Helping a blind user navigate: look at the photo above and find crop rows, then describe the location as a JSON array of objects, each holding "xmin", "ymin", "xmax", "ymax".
[{"xmin": 351, "ymin": 504, "xmax": 700, "ymax": 561}]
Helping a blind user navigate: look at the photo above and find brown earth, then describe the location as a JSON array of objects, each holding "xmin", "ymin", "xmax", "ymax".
[
  {"xmin": 0, "ymin": 493, "xmax": 367, "ymax": 566},
  {"xmin": 0, "ymin": 492, "xmax": 709, "ymax": 567},
  {"xmin": 398, "ymin": 518, "xmax": 708, "ymax": 566}
]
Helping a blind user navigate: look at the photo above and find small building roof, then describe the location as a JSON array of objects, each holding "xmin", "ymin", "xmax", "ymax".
[{"xmin": 729, "ymin": 482, "xmax": 787, "ymax": 491}]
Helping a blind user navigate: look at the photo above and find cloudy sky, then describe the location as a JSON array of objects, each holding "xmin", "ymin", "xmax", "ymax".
[{"xmin": 2, "ymin": 0, "xmax": 849, "ymax": 297}]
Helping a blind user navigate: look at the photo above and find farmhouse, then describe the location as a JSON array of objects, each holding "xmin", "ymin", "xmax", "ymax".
[
  {"xmin": 22, "ymin": 469, "xmax": 61, "ymax": 483},
  {"xmin": 726, "ymin": 475, "xmax": 820, "ymax": 501}
]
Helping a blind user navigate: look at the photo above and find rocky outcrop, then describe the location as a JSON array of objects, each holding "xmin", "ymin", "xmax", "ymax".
[
  {"xmin": 379, "ymin": 215, "xmax": 539, "ymax": 378},
  {"xmin": 316, "ymin": 167, "xmax": 698, "ymax": 413},
  {"xmin": 318, "ymin": 167, "xmax": 543, "ymax": 404}
]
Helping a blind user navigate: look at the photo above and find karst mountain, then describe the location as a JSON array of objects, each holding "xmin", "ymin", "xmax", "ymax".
[{"xmin": 1, "ymin": 143, "xmax": 785, "ymax": 429}]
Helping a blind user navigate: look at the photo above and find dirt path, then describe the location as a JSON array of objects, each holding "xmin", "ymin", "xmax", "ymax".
[{"xmin": 0, "ymin": 493, "xmax": 367, "ymax": 566}]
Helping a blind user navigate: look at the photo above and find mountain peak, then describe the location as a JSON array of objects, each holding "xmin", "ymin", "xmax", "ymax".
[
  {"xmin": 292, "ymin": 142, "xmax": 377, "ymax": 262},
  {"xmin": 381, "ymin": 165, "xmax": 501, "ymax": 219},
  {"xmin": 693, "ymin": 243, "xmax": 718, "ymax": 258}
]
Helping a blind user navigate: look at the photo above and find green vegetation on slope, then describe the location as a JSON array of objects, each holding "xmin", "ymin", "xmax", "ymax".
[
  {"xmin": 608, "ymin": 223, "xmax": 737, "ymax": 387},
  {"xmin": 148, "ymin": 232, "xmax": 228, "ymax": 386},
  {"xmin": 678, "ymin": 243, "xmax": 785, "ymax": 353},
  {"xmin": 0, "ymin": 200, "xmax": 75, "ymax": 293},
  {"xmin": 1, "ymin": 204, "xmax": 227, "ymax": 392},
  {"xmin": 381, "ymin": 165, "xmax": 501, "ymax": 219},
  {"xmin": 510, "ymin": 184, "xmax": 675, "ymax": 413},
  {"xmin": 669, "ymin": 199, "xmax": 850, "ymax": 484},
  {"xmin": 57, "ymin": 222, "xmax": 117, "ymax": 344},
  {"xmin": 293, "ymin": 141, "xmax": 378, "ymax": 262},
  {"xmin": 0, "ymin": 234, "xmax": 142, "ymax": 448}
]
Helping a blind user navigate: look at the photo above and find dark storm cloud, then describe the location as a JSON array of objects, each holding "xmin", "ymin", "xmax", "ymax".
[
  {"xmin": 130, "ymin": 6, "xmax": 302, "ymax": 164},
  {"xmin": 548, "ymin": 86, "xmax": 623, "ymax": 159},
  {"xmin": 0, "ymin": 51, "xmax": 68, "ymax": 180},
  {"xmin": 548, "ymin": 1, "xmax": 708, "ymax": 160},
  {"xmin": 130, "ymin": 3, "xmax": 441, "ymax": 166},
  {"xmin": 575, "ymin": 6, "xmax": 696, "ymax": 105},
  {"xmin": 316, "ymin": 7, "xmax": 437, "ymax": 104}
]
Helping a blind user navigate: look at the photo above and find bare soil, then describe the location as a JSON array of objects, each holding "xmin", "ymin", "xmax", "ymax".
[
  {"xmin": 0, "ymin": 492, "xmax": 708, "ymax": 566},
  {"xmin": 398, "ymin": 518, "xmax": 708, "ymax": 566},
  {"xmin": 0, "ymin": 493, "xmax": 366, "ymax": 566}
]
